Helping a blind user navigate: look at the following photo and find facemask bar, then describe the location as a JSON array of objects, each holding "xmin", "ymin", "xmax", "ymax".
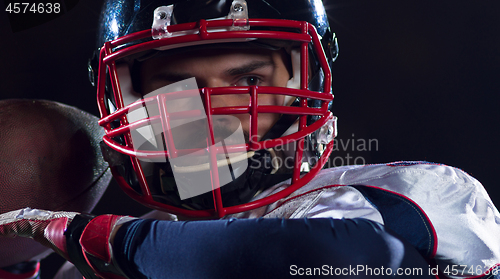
[{"xmin": 97, "ymin": 18, "xmax": 334, "ymax": 218}]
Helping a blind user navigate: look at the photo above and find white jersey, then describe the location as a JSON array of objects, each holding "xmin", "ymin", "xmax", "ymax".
[
  {"xmin": 228, "ymin": 161, "xmax": 500, "ymax": 277},
  {"xmin": 55, "ymin": 162, "xmax": 500, "ymax": 278}
]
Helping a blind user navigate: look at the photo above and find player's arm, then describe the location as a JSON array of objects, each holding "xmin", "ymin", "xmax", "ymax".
[
  {"xmin": 0, "ymin": 209, "xmax": 438, "ymax": 279},
  {"xmin": 0, "ymin": 208, "xmax": 433, "ymax": 279},
  {"xmin": 111, "ymin": 217, "xmax": 434, "ymax": 279}
]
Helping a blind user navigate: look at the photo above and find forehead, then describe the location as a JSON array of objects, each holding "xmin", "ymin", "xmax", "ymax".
[{"xmin": 141, "ymin": 46, "xmax": 279, "ymax": 69}]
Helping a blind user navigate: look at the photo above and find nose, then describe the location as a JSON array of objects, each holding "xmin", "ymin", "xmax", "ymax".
[{"xmin": 198, "ymin": 78, "xmax": 250, "ymax": 139}]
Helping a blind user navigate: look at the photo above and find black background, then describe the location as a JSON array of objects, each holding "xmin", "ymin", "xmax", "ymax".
[{"xmin": 1, "ymin": 0, "xmax": 500, "ymax": 277}]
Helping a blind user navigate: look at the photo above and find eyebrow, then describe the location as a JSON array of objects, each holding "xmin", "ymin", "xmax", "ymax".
[
  {"xmin": 149, "ymin": 60, "xmax": 275, "ymax": 84},
  {"xmin": 224, "ymin": 60, "xmax": 275, "ymax": 76},
  {"xmin": 149, "ymin": 73, "xmax": 194, "ymax": 84}
]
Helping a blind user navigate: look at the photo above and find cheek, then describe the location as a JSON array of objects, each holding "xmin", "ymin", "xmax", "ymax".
[
  {"xmin": 209, "ymin": 93, "xmax": 284, "ymax": 140},
  {"xmin": 253, "ymin": 94, "xmax": 283, "ymax": 137},
  {"xmin": 210, "ymin": 94, "xmax": 250, "ymax": 108},
  {"xmin": 257, "ymin": 113, "xmax": 280, "ymax": 138},
  {"xmin": 259, "ymin": 94, "xmax": 284, "ymax": 106}
]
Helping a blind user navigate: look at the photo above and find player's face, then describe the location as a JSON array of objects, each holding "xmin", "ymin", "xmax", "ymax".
[{"xmin": 139, "ymin": 47, "xmax": 292, "ymax": 142}]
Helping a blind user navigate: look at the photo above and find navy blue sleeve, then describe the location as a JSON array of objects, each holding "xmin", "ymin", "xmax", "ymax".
[{"xmin": 113, "ymin": 218, "xmax": 434, "ymax": 279}]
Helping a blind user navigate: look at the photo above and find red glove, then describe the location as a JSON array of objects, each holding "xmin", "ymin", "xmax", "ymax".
[
  {"xmin": 78, "ymin": 214, "xmax": 137, "ymax": 279},
  {"xmin": 0, "ymin": 208, "xmax": 78, "ymax": 260},
  {"xmin": 0, "ymin": 208, "xmax": 136, "ymax": 279}
]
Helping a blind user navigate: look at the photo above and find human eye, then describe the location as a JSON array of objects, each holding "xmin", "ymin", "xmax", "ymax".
[{"xmin": 234, "ymin": 76, "xmax": 263, "ymax": 87}]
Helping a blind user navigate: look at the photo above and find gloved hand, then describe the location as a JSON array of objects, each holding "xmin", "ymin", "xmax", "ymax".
[
  {"xmin": 0, "ymin": 208, "xmax": 136, "ymax": 279},
  {"xmin": 0, "ymin": 208, "xmax": 78, "ymax": 260}
]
